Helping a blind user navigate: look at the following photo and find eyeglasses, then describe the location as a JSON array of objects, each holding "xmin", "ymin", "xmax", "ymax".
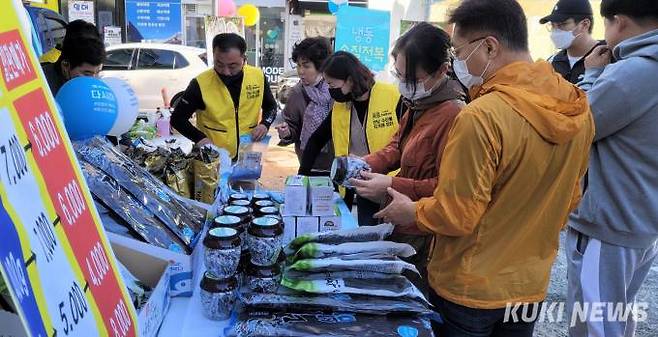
[{"xmin": 450, "ymin": 36, "xmax": 487, "ymax": 58}]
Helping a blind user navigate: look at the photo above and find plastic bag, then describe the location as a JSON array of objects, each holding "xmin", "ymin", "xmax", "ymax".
[
  {"xmin": 81, "ymin": 160, "xmax": 189, "ymax": 253},
  {"xmin": 232, "ymin": 311, "xmax": 436, "ymax": 337},
  {"xmin": 127, "ymin": 119, "xmax": 157, "ymax": 140},
  {"xmin": 74, "ymin": 137, "xmax": 204, "ymax": 248},
  {"xmin": 292, "ymin": 241, "xmax": 416, "ymax": 262},
  {"xmin": 330, "ymin": 155, "xmax": 371, "ymax": 188},
  {"xmin": 284, "ymin": 223, "xmax": 394, "ymax": 256},
  {"xmin": 287, "ymin": 256, "xmax": 419, "ymax": 275},
  {"xmin": 165, "ymin": 148, "xmax": 193, "ymax": 198},
  {"xmin": 192, "ymin": 145, "xmax": 220, "ymax": 204},
  {"xmin": 231, "ymin": 135, "xmax": 271, "ymax": 181}
]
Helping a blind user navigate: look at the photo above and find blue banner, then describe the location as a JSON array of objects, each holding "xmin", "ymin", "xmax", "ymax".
[
  {"xmin": 125, "ymin": 0, "xmax": 182, "ymax": 44},
  {"xmin": 335, "ymin": 6, "xmax": 391, "ymax": 72}
]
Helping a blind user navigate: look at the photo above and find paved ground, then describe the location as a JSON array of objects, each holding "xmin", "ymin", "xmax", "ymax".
[{"xmin": 260, "ymin": 124, "xmax": 658, "ymax": 337}]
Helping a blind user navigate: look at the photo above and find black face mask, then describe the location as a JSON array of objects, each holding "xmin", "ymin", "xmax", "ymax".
[
  {"xmin": 329, "ymin": 87, "xmax": 351, "ymax": 103},
  {"xmin": 218, "ymin": 71, "xmax": 243, "ymax": 86}
]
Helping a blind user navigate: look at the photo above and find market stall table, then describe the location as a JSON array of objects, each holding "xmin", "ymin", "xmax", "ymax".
[{"xmin": 158, "ymin": 195, "xmax": 357, "ymax": 337}]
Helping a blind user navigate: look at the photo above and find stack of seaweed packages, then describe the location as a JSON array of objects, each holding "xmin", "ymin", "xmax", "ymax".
[
  {"xmin": 74, "ymin": 137, "xmax": 205, "ymax": 256},
  {"xmin": 233, "ymin": 223, "xmax": 436, "ymax": 337},
  {"xmin": 123, "ymin": 139, "xmax": 221, "ymax": 204}
]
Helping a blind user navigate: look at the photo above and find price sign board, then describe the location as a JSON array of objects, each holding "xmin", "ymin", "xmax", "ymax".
[{"xmin": 0, "ymin": 4, "xmax": 138, "ymax": 337}]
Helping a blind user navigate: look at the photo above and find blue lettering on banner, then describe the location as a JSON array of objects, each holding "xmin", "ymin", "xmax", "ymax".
[
  {"xmin": 0, "ymin": 197, "xmax": 48, "ymax": 337},
  {"xmin": 335, "ymin": 6, "xmax": 390, "ymax": 72},
  {"xmin": 125, "ymin": 0, "xmax": 182, "ymax": 44}
]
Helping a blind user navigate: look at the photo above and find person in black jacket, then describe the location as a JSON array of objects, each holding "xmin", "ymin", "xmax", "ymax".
[{"xmin": 541, "ymin": 0, "xmax": 605, "ymax": 84}]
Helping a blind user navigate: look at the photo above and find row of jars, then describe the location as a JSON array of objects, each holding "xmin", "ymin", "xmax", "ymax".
[{"xmin": 199, "ymin": 193, "xmax": 285, "ymax": 320}]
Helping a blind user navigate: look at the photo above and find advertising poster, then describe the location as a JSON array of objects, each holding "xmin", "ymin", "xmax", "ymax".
[
  {"xmin": 126, "ymin": 0, "xmax": 183, "ymax": 44},
  {"xmin": 335, "ymin": 6, "xmax": 390, "ymax": 72}
]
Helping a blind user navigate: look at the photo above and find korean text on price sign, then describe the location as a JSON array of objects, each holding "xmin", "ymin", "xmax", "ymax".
[{"xmin": 0, "ymin": 4, "xmax": 138, "ymax": 337}]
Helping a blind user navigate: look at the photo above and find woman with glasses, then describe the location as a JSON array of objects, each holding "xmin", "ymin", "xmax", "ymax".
[
  {"xmin": 276, "ymin": 37, "xmax": 334, "ymax": 174},
  {"xmin": 351, "ymin": 22, "xmax": 465, "ymax": 288},
  {"xmin": 299, "ymin": 51, "xmax": 404, "ymax": 225}
]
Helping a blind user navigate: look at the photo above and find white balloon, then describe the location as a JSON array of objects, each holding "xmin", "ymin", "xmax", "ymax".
[{"xmin": 103, "ymin": 77, "xmax": 139, "ymax": 136}]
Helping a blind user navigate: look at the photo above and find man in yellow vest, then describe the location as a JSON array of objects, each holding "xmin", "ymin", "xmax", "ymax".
[{"xmin": 171, "ymin": 33, "xmax": 277, "ymax": 158}]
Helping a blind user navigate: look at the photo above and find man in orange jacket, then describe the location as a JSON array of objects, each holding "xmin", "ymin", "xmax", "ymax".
[{"xmin": 376, "ymin": 0, "xmax": 594, "ymax": 336}]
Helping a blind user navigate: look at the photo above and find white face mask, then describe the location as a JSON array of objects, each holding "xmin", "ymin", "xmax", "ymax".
[
  {"xmin": 550, "ymin": 28, "xmax": 580, "ymax": 50},
  {"xmin": 453, "ymin": 40, "xmax": 491, "ymax": 90},
  {"xmin": 398, "ymin": 77, "xmax": 434, "ymax": 101}
]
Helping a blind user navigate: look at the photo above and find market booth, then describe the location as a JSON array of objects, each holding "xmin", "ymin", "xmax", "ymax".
[{"xmin": 0, "ymin": 3, "xmax": 436, "ymax": 337}]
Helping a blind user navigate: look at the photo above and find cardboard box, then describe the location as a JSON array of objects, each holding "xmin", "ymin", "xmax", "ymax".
[
  {"xmin": 320, "ymin": 206, "xmax": 342, "ymax": 232},
  {"xmin": 309, "ymin": 176, "xmax": 335, "ymax": 216},
  {"xmin": 283, "ymin": 175, "xmax": 308, "ymax": 216},
  {"xmin": 108, "ymin": 232, "xmax": 203, "ymax": 297},
  {"xmin": 111, "ymin": 242, "xmax": 171, "ymax": 337},
  {"xmin": 281, "ymin": 205, "xmax": 296, "ymax": 246},
  {"xmin": 296, "ymin": 216, "xmax": 319, "ymax": 236}
]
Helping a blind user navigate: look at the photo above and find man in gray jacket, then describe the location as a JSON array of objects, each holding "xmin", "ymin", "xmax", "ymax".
[{"xmin": 567, "ymin": 0, "xmax": 658, "ymax": 336}]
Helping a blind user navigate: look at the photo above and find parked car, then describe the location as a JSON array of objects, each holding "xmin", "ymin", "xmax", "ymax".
[{"xmin": 100, "ymin": 43, "xmax": 209, "ymax": 112}]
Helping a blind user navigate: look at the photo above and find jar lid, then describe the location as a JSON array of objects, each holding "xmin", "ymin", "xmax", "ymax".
[
  {"xmin": 200, "ymin": 271, "xmax": 238, "ymax": 293},
  {"xmin": 251, "ymin": 217, "xmax": 279, "ymax": 228},
  {"xmin": 252, "ymin": 193, "xmax": 270, "ymax": 200},
  {"xmin": 223, "ymin": 205, "xmax": 250, "ymax": 216},
  {"xmin": 230, "ymin": 193, "xmax": 248, "ymax": 200},
  {"xmin": 214, "ymin": 215, "xmax": 241, "ymax": 227},
  {"xmin": 203, "ymin": 227, "xmax": 241, "ymax": 249},
  {"xmin": 231, "ymin": 199, "xmax": 251, "ymax": 207},
  {"xmin": 258, "ymin": 206, "xmax": 279, "ymax": 215},
  {"xmin": 254, "ymin": 200, "xmax": 275, "ymax": 208}
]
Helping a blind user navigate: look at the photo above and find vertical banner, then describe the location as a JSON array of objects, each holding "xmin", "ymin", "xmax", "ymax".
[
  {"xmin": 335, "ymin": 6, "xmax": 390, "ymax": 72},
  {"xmin": 68, "ymin": 1, "xmax": 95, "ymax": 24},
  {"xmin": 204, "ymin": 16, "xmax": 245, "ymax": 67},
  {"xmin": 125, "ymin": 0, "xmax": 183, "ymax": 44},
  {"xmin": 0, "ymin": 4, "xmax": 138, "ymax": 337},
  {"xmin": 284, "ymin": 14, "xmax": 304, "ymax": 72}
]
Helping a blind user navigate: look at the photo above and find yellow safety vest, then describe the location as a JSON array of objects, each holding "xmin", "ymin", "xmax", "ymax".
[
  {"xmin": 331, "ymin": 81, "xmax": 400, "ymax": 157},
  {"xmin": 196, "ymin": 65, "xmax": 264, "ymax": 158}
]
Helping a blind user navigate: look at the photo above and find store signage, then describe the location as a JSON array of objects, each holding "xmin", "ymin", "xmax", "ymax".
[
  {"xmin": 335, "ymin": 6, "xmax": 390, "ymax": 72},
  {"xmin": 68, "ymin": 1, "xmax": 95, "ymax": 24},
  {"xmin": 0, "ymin": 4, "xmax": 138, "ymax": 337},
  {"xmin": 104, "ymin": 26, "xmax": 122, "ymax": 46},
  {"xmin": 125, "ymin": 0, "xmax": 183, "ymax": 44},
  {"xmin": 204, "ymin": 16, "xmax": 245, "ymax": 67}
]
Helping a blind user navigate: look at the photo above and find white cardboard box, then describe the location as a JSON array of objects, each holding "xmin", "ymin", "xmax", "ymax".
[
  {"xmin": 281, "ymin": 206, "xmax": 296, "ymax": 246},
  {"xmin": 283, "ymin": 175, "xmax": 308, "ymax": 216},
  {"xmin": 296, "ymin": 216, "xmax": 320, "ymax": 236},
  {"xmin": 111, "ymin": 242, "xmax": 171, "ymax": 337},
  {"xmin": 107, "ymin": 232, "xmax": 203, "ymax": 297},
  {"xmin": 319, "ymin": 206, "xmax": 342, "ymax": 232},
  {"xmin": 309, "ymin": 176, "xmax": 335, "ymax": 216}
]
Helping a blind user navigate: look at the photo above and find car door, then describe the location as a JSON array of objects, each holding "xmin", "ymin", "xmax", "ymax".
[{"xmin": 130, "ymin": 48, "xmax": 178, "ymax": 111}]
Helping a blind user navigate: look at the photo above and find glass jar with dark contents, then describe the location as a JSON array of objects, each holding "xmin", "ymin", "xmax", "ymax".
[
  {"xmin": 255, "ymin": 206, "xmax": 280, "ymax": 218},
  {"xmin": 221, "ymin": 206, "xmax": 252, "ymax": 251},
  {"xmin": 252, "ymin": 192, "xmax": 271, "ymax": 204},
  {"xmin": 203, "ymin": 227, "xmax": 241, "ymax": 278},
  {"xmin": 229, "ymin": 193, "xmax": 249, "ymax": 204},
  {"xmin": 247, "ymin": 217, "xmax": 284, "ymax": 266},
  {"xmin": 253, "ymin": 199, "xmax": 275, "ymax": 211},
  {"xmin": 246, "ymin": 259, "xmax": 282, "ymax": 293},
  {"xmin": 199, "ymin": 272, "xmax": 238, "ymax": 320},
  {"xmin": 230, "ymin": 199, "xmax": 252, "ymax": 209}
]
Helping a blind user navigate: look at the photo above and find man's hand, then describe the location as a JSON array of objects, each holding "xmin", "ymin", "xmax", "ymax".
[
  {"xmin": 275, "ymin": 123, "xmax": 291, "ymax": 139},
  {"xmin": 350, "ymin": 171, "xmax": 392, "ymax": 203},
  {"xmin": 196, "ymin": 137, "xmax": 213, "ymax": 148},
  {"xmin": 585, "ymin": 45, "xmax": 612, "ymax": 69},
  {"xmin": 374, "ymin": 188, "xmax": 418, "ymax": 233},
  {"xmin": 251, "ymin": 124, "xmax": 268, "ymax": 141}
]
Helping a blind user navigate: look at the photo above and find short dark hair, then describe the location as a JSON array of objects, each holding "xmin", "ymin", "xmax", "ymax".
[
  {"xmin": 322, "ymin": 51, "xmax": 374, "ymax": 97},
  {"xmin": 61, "ymin": 37, "xmax": 105, "ymax": 68},
  {"xmin": 65, "ymin": 20, "xmax": 100, "ymax": 41},
  {"xmin": 292, "ymin": 37, "xmax": 332, "ymax": 70},
  {"xmin": 449, "ymin": 0, "xmax": 528, "ymax": 52},
  {"xmin": 601, "ymin": 0, "xmax": 658, "ymax": 21},
  {"xmin": 212, "ymin": 33, "xmax": 247, "ymax": 54},
  {"xmin": 572, "ymin": 15, "xmax": 595, "ymax": 33},
  {"xmin": 392, "ymin": 22, "xmax": 451, "ymax": 88}
]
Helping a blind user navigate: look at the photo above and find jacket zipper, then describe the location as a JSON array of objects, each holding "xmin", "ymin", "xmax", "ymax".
[{"xmin": 234, "ymin": 106, "xmax": 239, "ymax": 157}]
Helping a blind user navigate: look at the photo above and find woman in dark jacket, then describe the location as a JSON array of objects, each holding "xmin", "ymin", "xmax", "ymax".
[{"xmin": 276, "ymin": 37, "xmax": 334, "ymax": 174}]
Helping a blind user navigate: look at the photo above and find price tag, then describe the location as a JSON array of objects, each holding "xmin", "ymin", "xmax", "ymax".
[{"xmin": 0, "ymin": 5, "xmax": 137, "ymax": 337}]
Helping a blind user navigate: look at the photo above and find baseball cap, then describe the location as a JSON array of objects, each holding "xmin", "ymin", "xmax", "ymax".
[{"xmin": 540, "ymin": 0, "xmax": 593, "ymax": 24}]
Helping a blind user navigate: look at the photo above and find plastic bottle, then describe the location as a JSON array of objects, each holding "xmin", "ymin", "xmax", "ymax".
[{"xmin": 156, "ymin": 107, "xmax": 171, "ymax": 137}]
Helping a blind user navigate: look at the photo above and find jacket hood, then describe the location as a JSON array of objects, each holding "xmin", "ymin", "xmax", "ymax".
[
  {"xmin": 472, "ymin": 61, "xmax": 591, "ymax": 144},
  {"xmin": 614, "ymin": 29, "xmax": 658, "ymax": 62}
]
